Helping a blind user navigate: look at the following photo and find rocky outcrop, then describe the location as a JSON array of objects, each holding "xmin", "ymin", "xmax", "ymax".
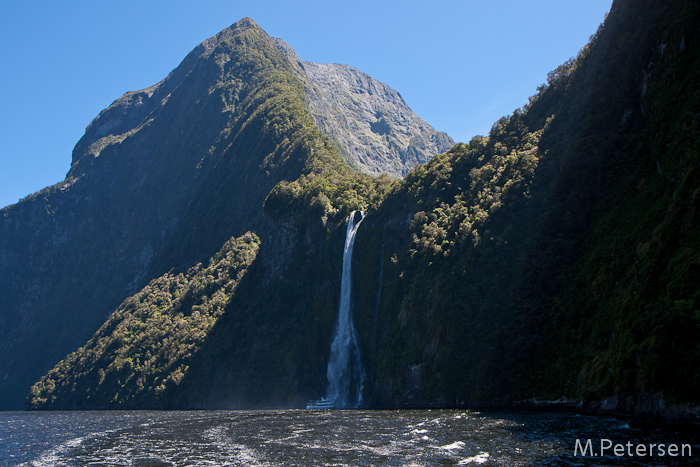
[{"xmin": 275, "ymin": 39, "xmax": 454, "ymax": 177}]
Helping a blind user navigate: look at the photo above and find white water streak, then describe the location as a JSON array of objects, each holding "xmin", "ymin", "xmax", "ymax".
[{"xmin": 326, "ymin": 211, "xmax": 365, "ymax": 408}]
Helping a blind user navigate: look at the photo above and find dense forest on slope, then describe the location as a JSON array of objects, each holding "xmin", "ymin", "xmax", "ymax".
[
  {"xmin": 27, "ymin": 0, "xmax": 700, "ymax": 422},
  {"xmin": 29, "ymin": 167, "xmax": 395, "ymax": 410},
  {"xmin": 352, "ymin": 0, "xmax": 700, "ymax": 419},
  {"xmin": 24, "ymin": 19, "xmax": 398, "ymax": 406},
  {"xmin": 1, "ymin": 18, "xmax": 354, "ymax": 410},
  {"xmin": 1, "ymin": 14, "xmax": 454, "ymax": 409},
  {"xmin": 29, "ymin": 234, "xmax": 260, "ymax": 408}
]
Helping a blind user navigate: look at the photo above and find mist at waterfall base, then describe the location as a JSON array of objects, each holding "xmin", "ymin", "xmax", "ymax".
[{"xmin": 326, "ymin": 211, "xmax": 365, "ymax": 409}]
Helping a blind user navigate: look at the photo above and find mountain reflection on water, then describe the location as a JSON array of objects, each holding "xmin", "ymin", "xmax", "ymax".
[{"xmin": 1, "ymin": 409, "xmax": 699, "ymax": 466}]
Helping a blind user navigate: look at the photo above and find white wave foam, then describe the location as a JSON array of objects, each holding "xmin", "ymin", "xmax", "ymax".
[
  {"xmin": 202, "ymin": 425, "xmax": 267, "ymax": 466},
  {"xmin": 26, "ymin": 436, "xmax": 86, "ymax": 467},
  {"xmin": 439, "ymin": 441, "xmax": 465, "ymax": 451},
  {"xmin": 459, "ymin": 452, "xmax": 490, "ymax": 464}
]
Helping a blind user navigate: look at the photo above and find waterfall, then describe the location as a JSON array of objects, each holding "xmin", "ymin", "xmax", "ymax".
[{"xmin": 326, "ymin": 211, "xmax": 365, "ymax": 408}]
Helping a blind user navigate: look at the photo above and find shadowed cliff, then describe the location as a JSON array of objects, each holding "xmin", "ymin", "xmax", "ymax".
[{"xmin": 24, "ymin": 0, "xmax": 700, "ymax": 426}]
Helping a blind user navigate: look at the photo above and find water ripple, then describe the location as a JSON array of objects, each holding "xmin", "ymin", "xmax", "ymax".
[{"xmin": 2, "ymin": 409, "xmax": 699, "ymax": 466}]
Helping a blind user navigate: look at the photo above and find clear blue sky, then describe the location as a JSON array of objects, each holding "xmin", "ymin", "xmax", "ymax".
[{"xmin": 0, "ymin": 0, "xmax": 612, "ymax": 208}]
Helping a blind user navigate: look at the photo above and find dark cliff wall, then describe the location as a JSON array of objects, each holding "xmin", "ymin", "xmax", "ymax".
[
  {"xmin": 352, "ymin": 0, "xmax": 700, "ymax": 418},
  {"xmin": 1, "ymin": 18, "xmax": 335, "ymax": 409},
  {"xmin": 23, "ymin": 0, "xmax": 700, "ymax": 420},
  {"xmin": 344, "ymin": 1, "xmax": 700, "ymax": 412}
]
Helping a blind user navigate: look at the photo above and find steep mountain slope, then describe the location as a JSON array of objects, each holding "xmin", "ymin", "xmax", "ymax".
[
  {"xmin": 351, "ymin": 0, "xmax": 700, "ymax": 422},
  {"xmin": 0, "ymin": 17, "xmax": 354, "ymax": 410},
  {"xmin": 29, "ymin": 172, "xmax": 395, "ymax": 409},
  {"xmin": 29, "ymin": 233, "xmax": 260, "ymax": 409},
  {"xmin": 275, "ymin": 39, "xmax": 454, "ymax": 177},
  {"xmin": 26, "ymin": 0, "xmax": 699, "ymax": 424}
]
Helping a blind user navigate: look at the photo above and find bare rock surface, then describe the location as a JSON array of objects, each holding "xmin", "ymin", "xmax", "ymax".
[{"xmin": 275, "ymin": 39, "xmax": 454, "ymax": 177}]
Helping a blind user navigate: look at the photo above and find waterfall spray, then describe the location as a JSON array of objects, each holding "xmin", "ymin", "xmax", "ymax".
[{"xmin": 326, "ymin": 211, "xmax": 365, "ymax": 408}]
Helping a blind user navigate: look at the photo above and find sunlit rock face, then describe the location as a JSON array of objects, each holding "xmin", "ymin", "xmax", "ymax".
[{"xmin": 275, "ymin": 38, "xmax": 454, "ymax": 178}]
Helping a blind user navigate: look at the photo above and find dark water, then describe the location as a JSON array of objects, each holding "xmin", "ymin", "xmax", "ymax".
[{"xmin": 1, "ymin": 409, "xmax": 699, "ymax": 466}]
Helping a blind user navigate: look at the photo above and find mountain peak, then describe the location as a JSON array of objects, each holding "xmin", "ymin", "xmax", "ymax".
[
  {"xmin": 1, "ymin": 16, "xmax": 453, "ymax": 409},
  {"xmin": 196, "ymin": 16, "xmax": 265, "ymax": 57},
  {"xmin": 70, "ymin": 16, "xmax": 272, "ymax": 175},
  {"xmin": 1, "ymin": 16, "xmax": 333, "ymax": 409},
  {"xmin": 210, "ymin": 17, "xmax": 264, "ymax": 44},
  {"xmin": 231, "ymin": 17, "xmax": 260, "ymax": 30}
]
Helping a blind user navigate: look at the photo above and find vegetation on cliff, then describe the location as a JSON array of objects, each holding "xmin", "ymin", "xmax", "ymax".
[
  {"xmin": 29, "ymin": 234, "xmax": 259, "ymax": 409},
  {"xmin": 23, "ymin": 15, "xmax": 397, "ymax": 409},
  {"xmin": 1, "ymin": 16, "xmax": 362, "ymax": 409},
  {"xmin": 353, "ymin": 0, "xmax": 700, "ymax": 413},
  {"xmin": 26, "ymin": 0, "xmax": 700, "ymax": 417}
]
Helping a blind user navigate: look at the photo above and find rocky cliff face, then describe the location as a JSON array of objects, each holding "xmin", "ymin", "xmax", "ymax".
[
  {"xmin": 1, "ymin": 18, "xmax": 362, "ymax": 409},
  {"xmin": 275, "ymin": 39, "xmax": 454, "ymax": 177},
  {"xmin": 350, "ymin": 0, "xmax": 700, "ymax": 419},
  {"xmin": 1, "ymin": 17, "xmax": 451, "ymax": 409},
  {"xmin": 19, "ymin": 0, "xmax": 700, "ymax": 419}
]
